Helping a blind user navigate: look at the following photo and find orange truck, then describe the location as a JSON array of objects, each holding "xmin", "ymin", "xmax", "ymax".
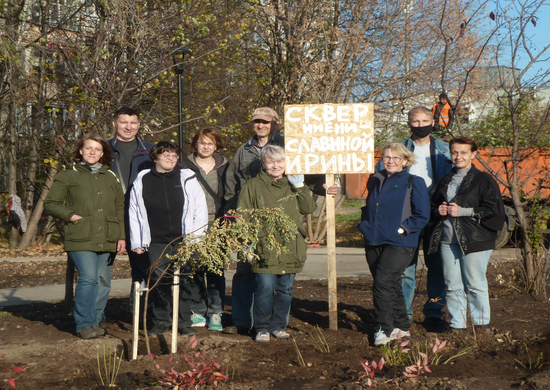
[{"xmin": 345, "ymin": 148, "xmax": 550, "ymax": 248}]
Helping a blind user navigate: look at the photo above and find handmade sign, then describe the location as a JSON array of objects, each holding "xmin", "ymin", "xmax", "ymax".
[{"xmin": 284, "ymin": 103, "xmax": 375, "ymax": 174}]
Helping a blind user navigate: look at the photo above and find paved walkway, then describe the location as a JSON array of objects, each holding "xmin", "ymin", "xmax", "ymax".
[{"xmin": 0, "ymin": 247, "xmax": 520, "ymax": 308}]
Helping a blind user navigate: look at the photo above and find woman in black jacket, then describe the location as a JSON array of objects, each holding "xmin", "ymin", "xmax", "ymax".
[
  {"xmin": 179, "ymin": 128, "xmax": 228, "ymax": 332},
  {"xmin": 428, "ymin": 137, "xmax": 505, "ymax": 332}
]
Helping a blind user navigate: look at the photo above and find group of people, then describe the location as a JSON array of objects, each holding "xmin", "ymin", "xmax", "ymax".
[
  {"xmin": 43, "ymin": 100, "xmax": 505, "ymax": 347},
  {"xmin": 359, "ymin": 105, "xmax": 505, "ymax": 346},
  {"xmin": 44, "ymin": 106, "xmax": 336, "ymax": 342}
]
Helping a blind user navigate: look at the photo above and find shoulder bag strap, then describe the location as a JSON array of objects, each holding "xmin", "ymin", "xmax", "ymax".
[{"xmin": 194, "ymin": 172, "xmax": 222, "ymax": 203}]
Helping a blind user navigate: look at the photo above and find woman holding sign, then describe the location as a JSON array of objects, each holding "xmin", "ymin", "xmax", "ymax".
[
  {"xmin": 358, "ymin": 143, "xmax": 430, "ymax": 346},
  {"xmin": 237, "ymin": 145, "xmax": 316, "ymax": 343}
]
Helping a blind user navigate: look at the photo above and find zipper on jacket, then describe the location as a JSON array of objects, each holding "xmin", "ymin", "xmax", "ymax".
[{"xmin": 162, "ymin": 175, "xmax": 174, "ymax": 234}]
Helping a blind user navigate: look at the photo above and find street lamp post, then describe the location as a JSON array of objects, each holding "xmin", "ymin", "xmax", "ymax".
[{"xmin": 172, "ymin": 48, "xmax": 191, "ymax": 159}]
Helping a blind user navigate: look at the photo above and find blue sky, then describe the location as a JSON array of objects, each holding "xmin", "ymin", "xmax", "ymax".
[{"xmin": 495, "ymin": 1, "xmax": 550, "ymax": 80}]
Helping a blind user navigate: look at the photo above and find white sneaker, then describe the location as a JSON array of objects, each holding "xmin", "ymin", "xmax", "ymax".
[
  {"xmin": 191, "ymin": 313, "xmax": 206, "ymax": 327},
  {"xmin": 390, "ymin": 328, "xmax": 411, "ymax": 340},
  {"xmin": 374, "ymin": 329, "xmax": 392, "ymax": 346},
  {"xmin": 255, "ymin": 331, "xmax": 270, "ymax": 343},
  {"xmin": 271, "ymin": 329, "xmax": 290, "ymax": 339}
]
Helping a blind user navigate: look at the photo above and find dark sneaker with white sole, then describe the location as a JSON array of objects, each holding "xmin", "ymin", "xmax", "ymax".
[{"xmin": 148, "ymin": 323, "xmax": 169, "ymax": 336}]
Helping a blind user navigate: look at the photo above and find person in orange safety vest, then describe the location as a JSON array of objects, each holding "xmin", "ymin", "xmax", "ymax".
[{"xmin": 432, "ymin": 94, "xmax": 454, "ymax": 130}]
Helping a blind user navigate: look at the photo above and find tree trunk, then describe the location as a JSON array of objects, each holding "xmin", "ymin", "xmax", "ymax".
[
  {"xmin": 8, "ymin": 97, "xmax": 19, "ymax": 249},
  {"xmin": 18, "ymin": 157, "xmax": 59, "ymax": 249}
]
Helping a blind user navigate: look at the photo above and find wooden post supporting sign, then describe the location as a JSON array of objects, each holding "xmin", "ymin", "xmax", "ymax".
[{"xmin": 284, "ymin": 103, "xmax": 374, "ymax": 331}]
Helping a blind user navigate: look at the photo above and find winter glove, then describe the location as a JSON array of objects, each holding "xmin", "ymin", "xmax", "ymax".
[{"xmin": 287, "ymin": 174, "xmax": 305, "ymax": 188}]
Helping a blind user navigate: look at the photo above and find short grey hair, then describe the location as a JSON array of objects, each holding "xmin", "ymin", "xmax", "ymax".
[{"xmin": 260, "ymin": 145, "xmax": 285, "ymax": 164}]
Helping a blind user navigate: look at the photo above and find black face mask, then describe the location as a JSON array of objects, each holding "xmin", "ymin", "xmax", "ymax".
[{"xmin": 410, "ymin": 125, "xmax": 433, "ymax": 138}]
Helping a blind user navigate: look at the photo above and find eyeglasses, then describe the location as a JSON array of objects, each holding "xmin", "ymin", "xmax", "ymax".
[
  {"xmin": 197, "ymin": 141, "xmax": 216, "ymax": 147},
  {"xmin": 382, "ymin": 156, "xmax": 403, "ymax": 162},
  {"xmin": 159, "ymin": 153, "xmax": 179, "ymax": 160}
]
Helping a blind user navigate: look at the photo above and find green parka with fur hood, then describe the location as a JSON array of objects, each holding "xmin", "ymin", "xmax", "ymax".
[{"xmin": 44, "ymin": 163, "xmax": 125, "ymax": 252}]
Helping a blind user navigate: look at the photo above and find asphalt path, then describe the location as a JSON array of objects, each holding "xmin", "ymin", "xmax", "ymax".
[{"xmin": 0, "ymin": 247, "xmax": 519, "ymax": 307}]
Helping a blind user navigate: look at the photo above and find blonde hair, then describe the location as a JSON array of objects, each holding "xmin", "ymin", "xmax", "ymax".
[{"xmin": 382, "ymin": 142, "xmax": 415, "ymax": 168}]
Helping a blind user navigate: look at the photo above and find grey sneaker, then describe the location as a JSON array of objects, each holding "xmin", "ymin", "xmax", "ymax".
[
  {"xmin": 93, "ymin": 325, "xmax": 107, "ymax": 336},
  {"xmin": 79, "ymin": 326, "xmax": 100, "ymax": 339},
  {"xmin": 271, "ymin": 330, "xmax": 290, "ymax": 339},
  {"xmin": 191, "ymin": 313, "xmax": 206, "ymax": 327},
  {"xmin": 255, "ymin": 332, "xmax": 270, "ymax": 343},
  {"xmin": 390, "ymin": 328, "xmax": 410, "ymax": 340},
  {"xmin": 374, "ymin": 329, "xmax": 392, "ymax": 346}
]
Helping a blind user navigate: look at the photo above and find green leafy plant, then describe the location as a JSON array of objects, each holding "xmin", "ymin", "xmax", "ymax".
[
  {"xmin": 305, "ymin": 325, "xmax": 330, "ymax": 353},
  {"xmin": 380, "ymin": 339, "xmax": 411, "ymax": 366},
  {"xmin": 358, "ymin": 357, "xmax": 385, "ymax": 387},
  {"xmin": 97, "ymin": 345, "xmax": 123, "ymax": 388},
  {"xmin": 153, "ymin": 335, "xmax": 229, "ymax": 388},
  {"xmin": 1, "ymin": 354, "xmax": 25, "ymax": 388},
  {"xmin": 169, "ymin": 203, "xmax": 299, "ymax": 276}
]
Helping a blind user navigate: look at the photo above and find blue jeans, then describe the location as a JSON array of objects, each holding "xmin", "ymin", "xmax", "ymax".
[
  {"xmin": 440, "ymin": 244, "xmax": 491, "ymax": 328},
  {"xmin": 68, "ymin": 251, "xmax": 112, "ymax": 333},
  {"xmin": 231, "ymin": 261, "xmax": 256, "ymax": 329},
  {"xmin": 96, "ymin": 253, "xmax": 115, "ymax": 324},
  {"xmin": 253, "ymin": 273, "xmax": 296, "ymax": 333},
  {"xmin": 401, "ymin": 232, "xmax": 447, "ymax": 320}
]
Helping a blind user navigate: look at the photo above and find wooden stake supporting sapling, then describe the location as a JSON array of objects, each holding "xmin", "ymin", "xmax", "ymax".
[{"xmin": 171, "ymin": 267, "xmax": 180, "ymax": 354}]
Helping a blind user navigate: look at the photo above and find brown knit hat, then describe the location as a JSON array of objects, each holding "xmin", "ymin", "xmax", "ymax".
[{"xmin": 251, "ymin": 107, "xmax": 279, "ymax": 122}]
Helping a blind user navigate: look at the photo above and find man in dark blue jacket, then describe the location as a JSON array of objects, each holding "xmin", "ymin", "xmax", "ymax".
[{"xmin": 97, "ymin": 107, "xmax": 154, "ymax": 326}]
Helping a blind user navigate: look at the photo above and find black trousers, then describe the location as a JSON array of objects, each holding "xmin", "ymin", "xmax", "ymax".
[
  {"xmin": 365, "ymin": 244, "xmax": 416, "ymax": 336},
  {"xmin": 147, "ymin": 242, "xmax": 198, "ymax": 329}
]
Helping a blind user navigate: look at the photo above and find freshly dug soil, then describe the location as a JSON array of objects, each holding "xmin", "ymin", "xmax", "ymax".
[{"xmin": 1, "ymin": 258, "xmax": 550, "ymax": 389}]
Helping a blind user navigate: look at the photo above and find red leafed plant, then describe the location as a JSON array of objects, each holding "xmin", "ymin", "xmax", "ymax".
[
  {"xmin": 153, "ymin": 335, "xmax": 229, "ymax": 388},
  {"xmin": 1, "ymin": 354, "xmax": 25, "ymax": 388},
  {"xmin": 403, "ymin": 353, "xmax": 432, "ymax": 378},
  {"xmin": 359, "ymin": 357, "xmax": 385, "ymax": 387}
]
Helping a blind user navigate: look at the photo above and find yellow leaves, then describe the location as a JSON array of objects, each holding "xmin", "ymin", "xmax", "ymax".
[{"xmin": 44, "ymin": 158, "xmax": 58, "ymax": 168}]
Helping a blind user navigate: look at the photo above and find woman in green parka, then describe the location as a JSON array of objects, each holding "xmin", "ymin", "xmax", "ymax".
[
  {"xmin": 44, "ymin": 133, "xmax": 125, "ymax": 339},
  {"xmin": 237, "ymin": 145, "xmax": 316, "ymax": 343}
]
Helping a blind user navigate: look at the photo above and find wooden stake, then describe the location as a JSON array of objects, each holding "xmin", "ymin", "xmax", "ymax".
[
  {"xmin": 171, "ymin": 267, "xmax": 180, "ymax": 354},
  {"xmin": 325, "ymin": 174, "xmax": 338, "ymax": 330},
  {"xmin": 131, "ymin": 281, "xmax": 140, "ymax": 361}
]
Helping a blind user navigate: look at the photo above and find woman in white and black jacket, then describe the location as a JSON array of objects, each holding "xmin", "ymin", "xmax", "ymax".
[
  {"xmin": 428, "ymin": 137, "xmax": 505, "ymax": 332},
  {"xmin": 129, "ymin": 141, "xmax": 208, "ymax": 337}
]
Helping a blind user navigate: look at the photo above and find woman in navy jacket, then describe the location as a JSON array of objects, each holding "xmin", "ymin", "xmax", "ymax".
[{"xmin": 359, "ymin": 143, "xmax": 430, "ymax": 346}]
